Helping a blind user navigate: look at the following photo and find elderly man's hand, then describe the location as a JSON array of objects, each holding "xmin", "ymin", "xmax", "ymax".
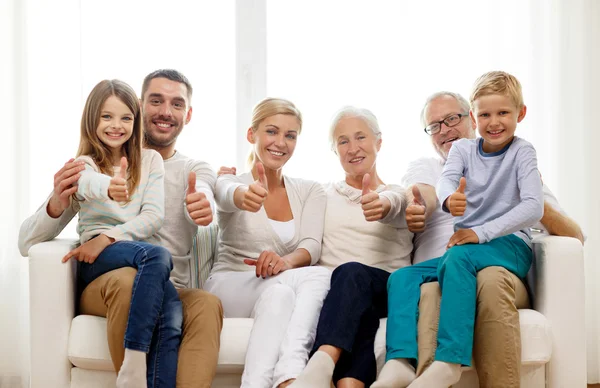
[
  {"xmin": 406, "ymin": 185, "xmax": 427, "ymax": 232},
  {"xmin": 186, "ymin": 172, "xmax": 213, "ymax": 226},
  {"xmin": 447, "ymin": 228, "xmax": 479, "ymax": 248},
  {"xmin": 446, "ymin": 177, "xmax": 467, "ymax": 216}
]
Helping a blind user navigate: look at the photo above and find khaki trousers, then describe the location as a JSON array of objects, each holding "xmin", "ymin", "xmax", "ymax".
[
  {"xmin": 79, "ymin": 267, "xmax": 224, "ymax": 388},
  {"xmin": 416, "ymin": 266, "xmax": 530, "ymax": 388}
]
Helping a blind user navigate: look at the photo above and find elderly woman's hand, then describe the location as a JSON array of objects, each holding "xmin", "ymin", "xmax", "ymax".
[
  {"xmin": 360, "ymin": 173, "xmax": 391, "ymax": 222},
  {"xmin": 244, "ymin": 251, "xmax": 291, "ymax": 278}
]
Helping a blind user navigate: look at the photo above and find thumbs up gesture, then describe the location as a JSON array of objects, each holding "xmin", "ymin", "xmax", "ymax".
[
  {"xmin": 360, "ymin": 173, "xmax": 389, "ymax": 222},
  {"xmin": 237, "ymin": 162, "xmax": 268, "ymax": 212},
  {"xmin": 186, "ymin": 171, "xmax": 213, "ymax": 226},
  {"xmin": 446, "ymin": 177, "xmax": 467, "ymax": 216},
  {"xmin": 108, "ymin": 157, "xmax": 129, "ymax": 202},
  {"xmin": 406, "ymin": 185, "xmax": 427, "ymax": 232}
]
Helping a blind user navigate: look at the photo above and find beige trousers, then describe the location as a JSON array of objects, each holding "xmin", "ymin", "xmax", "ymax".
[
  {"xmin": 79, "ymin": 267, "xmax": 224, "ymax": 388},
  {"xmin": 416, "ymin": 266, "xmax": 530, "ymax": 388}
]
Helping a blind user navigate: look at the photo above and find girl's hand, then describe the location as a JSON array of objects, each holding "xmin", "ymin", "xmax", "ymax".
[
  {"xmin": 109, "ymin": 157, "xmax": 129, "ymax": 202},
  {"xmin": 447, "ymin": 228, "xmax": 479, "ymax": 248},
  {"xmin": 48, "ymin": 158, "xmax": 85, "ymax": 217},
  {"xmin": 244, "ymin": 251, "xmax": 291, "ymax": 278},
  {"xmin": 62, "ymin": 234, "xmax": 113, "ymax": 264}
]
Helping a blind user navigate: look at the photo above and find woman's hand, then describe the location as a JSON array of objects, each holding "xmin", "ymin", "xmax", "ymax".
[
  {"xmin": 62, "ymin": 234, "xmax": 113, "ymax": 264},
  {"xmin": 234, "ymin": 162, "xmax": 268, "ymax": 212},
  {"xmin": 244, "ymin": 251, "xmax": 291, "ymax": 278}
]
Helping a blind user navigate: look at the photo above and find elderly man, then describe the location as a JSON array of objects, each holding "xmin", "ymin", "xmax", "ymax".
[
  {"xmin": 375, "ymin": 91, "xmax": 583, "ymax": 388},
  {"xmin": 19, "ymin": 69, "xmax": 223, "ymax": 388}
]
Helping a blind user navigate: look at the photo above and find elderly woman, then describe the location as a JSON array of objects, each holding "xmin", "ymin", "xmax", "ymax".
[
  {"xmin": 290, "ymin": 107, "xmax": 413, "ymax": 388},
  {"xmin": 204, "ymin": 97, "xmax": 331, "ymax": 388}
]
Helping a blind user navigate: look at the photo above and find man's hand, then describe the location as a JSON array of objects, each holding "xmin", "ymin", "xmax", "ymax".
[
  {"xmin": 218, "ymin": 166, "xmax": 237, "ymax": 176},
  {"xmin": 47, "ymin": 158, "xmax": 86, "ymax": 218},
  {"xmin": 360, "ymin": 173, "xmax": 390, "ymax": 222},
  {"xmin": 61, "ymin": 234, "xmax": 113, "ymax": 264},
  {"xmin": 186, "ymin": 171, "xmax": 213, "ymax": 226},
  {"xmin": 447, "ymin": 228, "xmax": 479, "ymax": 248},
  {"xmin": 108, "ymin": 157, "xmax": 129, "ymax": 202},
  {"xmin": 446, "ymin": 177, "xmax": 467, "ymax": 216},
  {"xmin": 406, "ymin": 185, "xmax": 427, "ymax": 232},
  {"xmin": 234, "ymin": 162, "xmax": 268, "ymax": 212},
  {"xmin": 244, "ymin": 251, "xmax": 291, "ymax": 278}
]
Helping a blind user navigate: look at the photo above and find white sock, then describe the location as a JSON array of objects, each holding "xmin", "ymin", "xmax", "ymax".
[
  {"xmin": 288, "ymin": 351, "xmax": 335, "ymax": 388},
  {"xmin": 116, "ymin": 348, "xmax": 147, "ymax": 388},
  {"xmin": 407, "ymin": 361, "xmax": 461, "ymax": 388},
  {"xmin": 372, "ymin": 358, "xmax": 416, "ymax": 388}
]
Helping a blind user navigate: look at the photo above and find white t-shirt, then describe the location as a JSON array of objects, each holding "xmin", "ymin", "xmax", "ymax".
[{"xmin": 402, "ymin": 156, "xmax": 568, "ymax": 265}]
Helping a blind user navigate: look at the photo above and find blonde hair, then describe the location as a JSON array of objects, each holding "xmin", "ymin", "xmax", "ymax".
[
  {"xmin": 77, "ymin": 79, "xmax": 142, "ymax": 197},
  {"xmin": 470, "ymin": 71, "xmax": 524, "ymax": 109},
  {"xmin": 329, "ymin": 106, "xmax": 381, "ymax": 152},
  {"xmin": 247, "ymin": 98, "xmax": 303, "ymax": 165}
]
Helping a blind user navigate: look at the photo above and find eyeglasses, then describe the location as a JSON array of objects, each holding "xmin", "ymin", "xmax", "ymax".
[{"xmin": 423, "ymin": 113, "xmax": 469, "ymax": 135}]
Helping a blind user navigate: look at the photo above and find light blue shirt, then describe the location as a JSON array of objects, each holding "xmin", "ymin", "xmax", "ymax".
[{"xmin": 436, "ymin": 137, "xmax": 544, "ymax": 246}]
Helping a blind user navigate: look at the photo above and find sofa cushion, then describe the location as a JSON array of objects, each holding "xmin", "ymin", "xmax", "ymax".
[
  {"xmin": 190, "ymin": 223, "xmax": 219, "ymax": 289},
  {"xmin": 68, "ymin": 309, "xmax": 552, "ymax": 372}
]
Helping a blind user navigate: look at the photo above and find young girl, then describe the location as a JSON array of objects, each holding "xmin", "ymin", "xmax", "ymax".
[{"xmin": 61, "ymin": 79, "xmax": 181, "ymax": 388}]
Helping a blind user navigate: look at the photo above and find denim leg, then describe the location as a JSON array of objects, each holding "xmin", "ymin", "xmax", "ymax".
[
  {"xmin": 79, "ymin": 241, "xmax": 173, "ymax": 352},
  {"xmin": 385, "ymin": 259, "xmax": 439, "ymax": 363},
  {"xmin": 435, "ymin": 235, "xmax": 533, "ymax": 366},
  {"xmin": 147, "ymin": 280, "xmax": 183, "ymax": 388}
]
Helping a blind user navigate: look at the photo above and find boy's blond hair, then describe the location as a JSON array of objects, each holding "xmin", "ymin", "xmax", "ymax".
[{"xmin": 470, "ymin": 71, "xmax": 524, "ymax": 109}]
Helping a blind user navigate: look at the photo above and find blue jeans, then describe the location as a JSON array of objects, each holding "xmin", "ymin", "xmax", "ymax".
[
  {"xmin": 79, "ymin": 240, "xmax": 182, "ymax": 387},
  {"xmin": 311, "ymin": 262, "xmax": 390, "ymax": 387},
  {"xmin": 386, "ymin": 234, "xmax": 532, "ymax": 366}
]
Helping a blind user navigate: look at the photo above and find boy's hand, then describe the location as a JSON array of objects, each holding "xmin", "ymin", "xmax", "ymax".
[
  {"xmin": 446, "ymin": 177, "xmax": 467, "ymax": 216},
  {"xmin": 406, "ymin": 185, "xmax": 427, "ymax": 232},
  {"xmin": 360, "ymin": 173, "xmax": 390, "ymax": 222},
  {"xmin": 447, "ymin": 228, "xmax": 479, "ymax": 248},
  {"xmin": 108, "ymin": 157, "xmax": 129, "ymax": 202},
  {"xmin": 234, "ymin": 162, "xmax": 268, "ymax": 212},
  {"xmin": 62, "ymin": 234, "xmax": 113, "ymax": 264},
  {"xmin": 218, "ymin": 166, "xmax": 237, "ymax": 176},
  {"xmin": 186, "ymin": 171, "xmax": 213, "ymax": 226}
]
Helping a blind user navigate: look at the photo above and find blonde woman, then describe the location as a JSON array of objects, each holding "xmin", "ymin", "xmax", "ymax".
[{"xmin": 204, "ymin": 98, "xmax": 330, "ymax": 388}]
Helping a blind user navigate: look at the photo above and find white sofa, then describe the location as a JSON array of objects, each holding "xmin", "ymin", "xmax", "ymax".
[{"xmin": 28, "ymin": 233, "xmax": 586, "ymax": 388}]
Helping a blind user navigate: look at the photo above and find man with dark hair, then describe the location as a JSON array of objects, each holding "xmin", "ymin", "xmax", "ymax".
[{"xmin": 19, "ymin": 69, "xmax": 223, "ymax": 388}]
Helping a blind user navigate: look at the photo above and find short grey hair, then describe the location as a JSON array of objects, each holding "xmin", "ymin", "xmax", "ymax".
[
  {"xmin": 329, "ymin": 106, "xmax": 382, "ymax": 151},
  {"xmin": 420, "ymin": 91, "xmax": 470, "ymax": 128}
]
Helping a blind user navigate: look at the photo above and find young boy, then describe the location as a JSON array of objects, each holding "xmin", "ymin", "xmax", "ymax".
[{"xmin": 373, "ymin": 71, "xmax": 544, "ymax": 388}]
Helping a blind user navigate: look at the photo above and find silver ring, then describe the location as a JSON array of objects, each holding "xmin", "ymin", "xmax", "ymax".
[{"xmin": 268, "ymin": 263, "xmax": 274, "ymax": 267}]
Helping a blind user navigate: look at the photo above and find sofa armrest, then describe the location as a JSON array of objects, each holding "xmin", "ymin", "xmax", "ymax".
[
  {"xmin": 29, "ymin": 239, "xmax": 79, "ymax": 388},
  {"xmin": 531, "ymin": 235, "xmax": 586, "ymax": 388}
]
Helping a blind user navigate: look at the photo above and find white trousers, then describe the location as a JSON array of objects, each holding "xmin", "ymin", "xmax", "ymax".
[{"xmin": 204, "ymin": 266, "xmax": 331, "ymax": 388}]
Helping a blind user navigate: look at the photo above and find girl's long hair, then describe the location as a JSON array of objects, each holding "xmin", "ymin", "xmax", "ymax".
[{"xmin": 77, "ymin": 79, "xmax": 142, "ymax": 197}]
